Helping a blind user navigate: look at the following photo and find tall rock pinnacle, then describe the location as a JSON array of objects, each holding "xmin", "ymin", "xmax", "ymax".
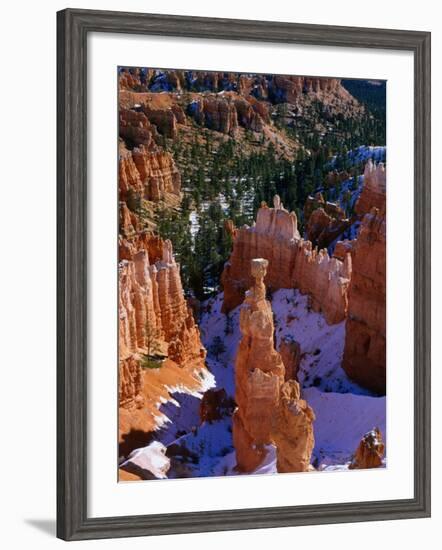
[{"xmin": 233, "ymin": 258, "xmax": 315, "ymax": 473}]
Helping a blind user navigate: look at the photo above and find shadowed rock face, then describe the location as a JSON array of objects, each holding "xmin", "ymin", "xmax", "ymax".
[
  {"xmin": 343, "ymin": 162, "xmax": 386, "ymax": 394},
  {"xmin": 349, "ymin": 428, "xmax": 385, "ymax": 469},
  {"xmin": 304, "ymin": 192, "xmax": 350, "ymax": 250},
  {"xmin": 221, "ymin": 195, "xmax": 352, "ymax": 325},
  {"xmin": 233, "ymin": 259, "xmax": 315, "ymax": 473},
  {"xmin": 279, "ymin": 336, "xmax": 302, "ymax": 382}
]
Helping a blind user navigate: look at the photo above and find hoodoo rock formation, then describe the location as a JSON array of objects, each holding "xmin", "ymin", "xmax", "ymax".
[
  {"xmin": 119, "ymin": 69, "xmax": 364, "ymax": 122},
  {"xmin": 349, "ymin": 428, "xmax": 385, "ymax": 469},
  {"xmin": 343, "ymin": 163, "xmax": 386, "ymax": 394},
  {"xmin": 221, "ymin": 195, "xmax": 352, "ymax": 325},
  {"xmin": 233, "ymin": 258, "xmax": 285, "ymax": 472},
  {"xmin": 233, "ymin": 259, "xmax": 315, "ymax": 473},
  {"xmin": 118, "ymin": 234, "xmax": 209, "ymax": 450},
  {"xmin": 355, "ymin": 160, "xmax": 386, "ymax": 217},
  {"xmin": 304, "ymin": 192, "xmax": 349, "ymax": 249},
  {"xmin": 271, "ymin": 380, "xmax": 315, "ymax": 473},
  {"xmin": 119, "ymin": 237, "xmax": 206, "ymax": 370},
  {"xmin": 187, "ymin": 94, "xmax": 268, "ymax": 135},
  {"xmin": 119, "ymin": 107, "xmax": 181, "ymax": 206}
]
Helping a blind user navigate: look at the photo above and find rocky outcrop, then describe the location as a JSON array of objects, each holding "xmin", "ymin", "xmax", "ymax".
[
  {"xmin": 140, "ymin": 103, "xmax": 187, "ymax": 139},
  {"xmin": 118, "ymin": 234, "xmax": 210, "ymax": 456},
  {"xmin": 119, "ymin": 69, "xmax": 362, "ymax": 116},
  {"xmin": 121, "ymin": 441, "xmax": 171, "ymax": 479},
  {"xmin": 279, "ymin": 335, "xmax": 302, "ymax": 382},
  {"xmin": 187, "ymin": 93, "xmax": 269, "ymax": 135},
  {"xmin": 119, "ymin": 355, "xmax": 144, "ymax": 410},
  {"xmin": 304, "ymin": 193, "xmax": 349, "ymax": 249},
  {"xmin": 221, "ymin": 195, "xmax": 352, "ymax": 324},
  {"xmin": 233, "ymin": 259, "xmax": 315, "ymax": 473},
  {"xmin": 119, "ymin": 237, "xmax": 205, "ymax": 367},
  {"xmin": 233, "ymin": 259, "xmax": 286, "ymax": 472},
  {"xmin": 119, "ymin": 108, "xmax": 159, "ymax": 148},
  {"xmin": 349, "ymin": 428, "xmax": 385, "ymax": 469},
  {"xmin": 342, "ymin": 206, "xmax": 386, "ymax": 394},
  {"xmin": 188, "ymin": 95, "xmax": 239, "ymax": 135},
  {"xmin": 119, "ymin": 146, "xmax": 181, "ymax": 204},
  {"xmin": 119, "ymin": 106, "xmax": 182, "ymax": 205},
  {"xmin": 355, "ymin": 160, "xmax": 386, "ymax": 217},
  {"xmin": 271, "ymin": 380, "xmax": 315, "ymax": 473},
  {"xmin": 342, "ymin": 162, "xmax": 386, "ymax": 394},
  {"xmin": 333, "ymin": 239, "xmax": 354, "ymax": 261}
]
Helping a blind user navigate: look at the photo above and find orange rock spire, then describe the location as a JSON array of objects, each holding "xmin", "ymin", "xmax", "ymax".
[
  {"xmin": 233, "ymin": 258, "xmax": 285, "ymax": 471},
  {"xmin": 233, "ymin": 258, "xmax": 315, "ymax": 473}
]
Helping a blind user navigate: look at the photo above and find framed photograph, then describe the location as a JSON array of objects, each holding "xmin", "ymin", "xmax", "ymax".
[{"xmin": 57, "ymin": 8, "xmax": 431, "ymax": 541}]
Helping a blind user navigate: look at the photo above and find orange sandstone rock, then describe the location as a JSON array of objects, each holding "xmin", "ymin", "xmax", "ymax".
[
  {"xmin": 233, "ymin": 258, "xmax": 285, "ymax": 472},
  {"xmin": 221, "ymin": 196, "xmax": 351, "ymax": 324},
  {"xmin": 279, "ymin": 336, "xmax": 302, "ymax": 382},
  {"xmin": 272, "ymin": 380, "xmax": 315, "ymax": 473},
  {"xmin": 342, "ymin": 158, "xmax": 386, "ymax": 395},
  {"xmin": 349, "ymin": 428, "xmax": 385, "ymax": 469},
  {"xmin": 304, "ymin": 193, "xmax": 350, "ymax": 250},
  {"xmin": 118, "ymin": 235, "xmax": 210, "ymax": 453},
  {"xmin": 342, "ymin": 206, "xmax": 386, "ymax": 394},
  {"xmin": 355, "ymin": 160, "xmax": 386, "ymax": 217}
]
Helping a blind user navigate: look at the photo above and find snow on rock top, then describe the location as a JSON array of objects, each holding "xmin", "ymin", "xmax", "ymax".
[{"xmin": 121, "ymin": 441, "xmax": 170, "ymax": 479}]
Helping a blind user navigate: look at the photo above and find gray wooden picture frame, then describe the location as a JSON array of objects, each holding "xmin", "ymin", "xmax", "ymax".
[{"xmin": 57, "ymin": 8, "xmax": 431, "ymax": 541}]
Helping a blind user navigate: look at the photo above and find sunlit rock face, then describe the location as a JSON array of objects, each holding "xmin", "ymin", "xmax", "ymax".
[
  {"xmin": 355, "ymin": 160, "xmax": 386, "ymax": 217},
  {"xmin": 119, "ymin": 237, "xmax": 205, "ymax": 370},
  {"xmin": 233, "ymin": 259, "xmax": 315, "ymax": 473},
  {"xmin": 349, "ymin": 428, "xmax": 385, "ymax": 469},
  {"xmin": 119, "ymin": 146, "xmax": 181, "ymax": 204},
  {"xmin": 118, "ymin": 232, "xmax": 210, "ymax": 454},
  {"xmin": 119, "ymin": 107, "xmax": 181, "ymax": 206},
  {"xmin": 272, "ymin": 380, "xmax": 315, "ymax": 473},
  {"xmin": 233, "ymin": 258, "xmax": 286, "ymax": 472},
  {"xmin": 221, "ymin": 195, "xmax": 352, "ymax": 325},
  {"xmin": 343, "ymin": 163, "xmax": 386, "ymax": 395}
]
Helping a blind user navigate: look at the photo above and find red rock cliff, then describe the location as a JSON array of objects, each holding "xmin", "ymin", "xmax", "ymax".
[
  {"xmin": 355, "ymin": 160, "xmax": 386, "ymax": 217},
  {"xmin": 342, "ymin": 163, "xmax": 386, "ymax": 394},
  {"xmin": 119, "ymin": 108, "xmax": 181, "ymax": 205},
  {"xmin": 119, "ymin": 237, "xmax": 205, "ymax": 368},
  {"xmin": 221, "ymin": 195, "xmax": 352, "ymax": 324},
  {"xmin": 118, "ymin": 234, "xmax": 209, "ymax": 449}
]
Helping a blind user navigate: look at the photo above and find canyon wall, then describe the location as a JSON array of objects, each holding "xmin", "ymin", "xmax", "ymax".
[
  {"xmin": 221, "ymin": 195, "xmax": 352, "ymax": 325},
  {"xmin": 342, "ymin": 162, "xmax": 386, "ymax": 394},
  {"xmin": 118, "ymin": 233, "xmax": 209, "ymax": 450},
  {"xmin": 119, "ymin": 108, "xmax": 181, "ymax": 205},
  {"xmin": 233, "ymin": 259, "xmax": 314, "ymax": 473},
  {"xmin": 119, "ymin": 69, "xmax": 363, "ymax": 118}
]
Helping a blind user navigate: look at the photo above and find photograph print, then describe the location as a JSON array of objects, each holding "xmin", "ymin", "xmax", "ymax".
[{"xmin": 118, "ymin": 67, "xmax": 386, "ymax": 481}]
